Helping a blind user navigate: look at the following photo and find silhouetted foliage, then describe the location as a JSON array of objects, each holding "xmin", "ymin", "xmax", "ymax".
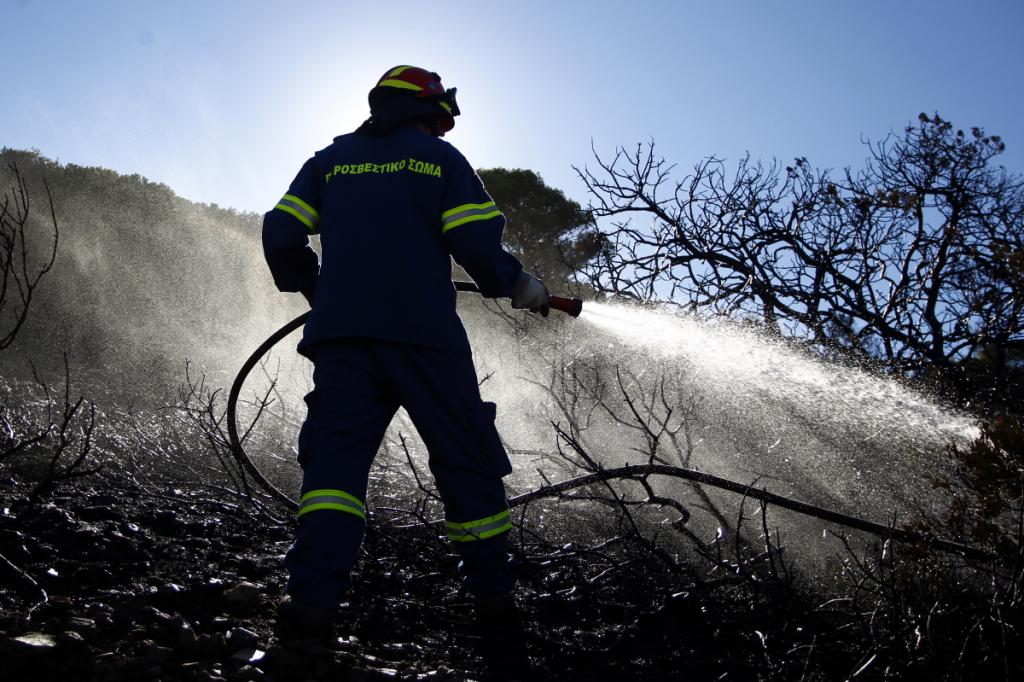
[
  {"xmin": 479, "ymin": 168, "xmax": 602, "ymax": 287},
  {"xmin": 0, "ymin": 162, "xmax": 57, "ymax": 351},
  {"xmin": 957, "ymin": 343, "xmax": 1024, "ymax": 414},
  {"xmin": 938, "ymin": 415, "xmax": 1024, "ymax": 563},
  {"xmin": 576, "ymin": 114, "xmax": 1024, "ymax": 402}
]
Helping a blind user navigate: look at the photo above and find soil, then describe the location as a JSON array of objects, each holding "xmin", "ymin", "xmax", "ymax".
[
  {"xmin": 0, "ymin": 473, "xmax": 706, "ymax": 681},
  {"xmin": 3, "ymin": 465, "xmax": 1020, "ymax": 680}
]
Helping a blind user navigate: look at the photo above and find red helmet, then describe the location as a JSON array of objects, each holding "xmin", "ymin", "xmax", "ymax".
[{"xmin": 370, "ymin": 65, "xmax": 460, "ymax": 133}]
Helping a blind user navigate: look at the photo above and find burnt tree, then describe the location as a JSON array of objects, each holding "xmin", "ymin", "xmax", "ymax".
[
  {"xmin": 0, "ymin": 163, "xmax": 58, "ymax": 351},
  {"xmin": 575, "ymin": 114, "xmax": 1024, "ymax": 393}
]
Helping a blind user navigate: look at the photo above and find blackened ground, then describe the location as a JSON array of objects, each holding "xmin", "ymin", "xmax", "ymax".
[
  {"xmin": 0, "ymin": 472, "xmax": 744, "ymax": 681},
  {"xmin": 0, "ymin": 470, "xmax": 1020, "ymax": 681}
]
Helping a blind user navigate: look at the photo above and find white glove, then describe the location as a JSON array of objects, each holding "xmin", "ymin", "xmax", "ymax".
[{"xmin": 510, "ymin": 271, "xmax": 550, "ymax": 317}]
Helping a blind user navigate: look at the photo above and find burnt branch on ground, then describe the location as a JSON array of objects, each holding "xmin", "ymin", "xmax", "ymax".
[
  {"xmin": 0, "ymin": 353, "xmax": 103, "ymax": 510},
  {"xmin": 24, "ymin": 354, "xmax": 100, "ymax": 508},
  {"xmin": 174, "ymin": 361, "xmax": 286, "ymax": 522}
]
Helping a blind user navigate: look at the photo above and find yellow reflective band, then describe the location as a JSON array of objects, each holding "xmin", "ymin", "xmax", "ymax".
[
  {"xmin": 439, "ymin": 102, "xmax": 452, "ymax": 114},
  {"xmin": 446, "ymin": 509, "xmax": 512, "ymax": 542},
  {"xmin": 275, "ymin": 203, "xmax": 315, "ymax": 232},
  {"xmin": 443, "ymin": 210, "xmax": 501, "ymax": 233},
  {"xmin": 297, "ymin": 489, "xmax": 366, "ymax": 520},
  {"xmin": 441, "ymin": 202, "xmax": 501, "ymax": 234},
  {"xmin": 387, "ymin": 66, "xmax": 412, "ymax": 77},
  {"xmin": 378, "ymin": 78, "xmax": 422, "ymax": 92},
  {"xmin": 275, "ymin": 194, "xmax": 320, "ymax": 233},
  {"xmin": 442, "ymin": 201, "xmax": 497, "ymax": 220},
  {"xmin": 283, "ymin": 193, "xmax": 320, "ymax": 220}
]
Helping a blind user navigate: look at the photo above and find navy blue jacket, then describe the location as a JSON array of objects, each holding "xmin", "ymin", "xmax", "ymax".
[{"xmin": 262, "ymin": 124, "xmax": 523, "ymax": 356}]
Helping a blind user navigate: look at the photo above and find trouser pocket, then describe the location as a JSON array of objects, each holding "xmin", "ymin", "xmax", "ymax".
[
  {"xmin": 296, "ymin": 389, "xmax": 317, "ymax": 469},
  {"xmin": 475, "ymin": 401, "xmax": 512, "ymax": 477}
]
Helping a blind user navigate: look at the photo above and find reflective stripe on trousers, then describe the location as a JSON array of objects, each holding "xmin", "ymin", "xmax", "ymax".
[
  {"xmin": 446, "ymin": 509, "xmax": 512, "ymax": 542},
  {"xmin": 297, "ymin": 488, "xmax": 366, "ymax": 520}
]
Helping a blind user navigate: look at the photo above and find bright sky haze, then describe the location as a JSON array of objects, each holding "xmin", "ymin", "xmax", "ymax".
[{"xmin": 4, "ymin": 0, "xmax": 1023, "ymax": 214}]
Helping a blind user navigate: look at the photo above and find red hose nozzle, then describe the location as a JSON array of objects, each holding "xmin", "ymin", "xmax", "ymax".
[
  {"xmin": 550, "ymin": 295, "xmax": 583, "ymax": 318},
  {"xmin": 451, "ymin": 280, "xmax": 582, "ymax": 317}
]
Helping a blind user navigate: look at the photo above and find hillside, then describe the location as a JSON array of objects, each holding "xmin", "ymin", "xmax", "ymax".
[{"xmin": 0, "ymin": 148, "xmax": 304, "ymax": 391}]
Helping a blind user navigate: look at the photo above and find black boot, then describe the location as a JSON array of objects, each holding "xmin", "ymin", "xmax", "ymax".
[
  {"xmin": 275, "ymin": 595, "xmax": 339, "ymax": 643},
  {"xmin": 474, "ymin": 593, "xmax": 536, "ymax": 681}
]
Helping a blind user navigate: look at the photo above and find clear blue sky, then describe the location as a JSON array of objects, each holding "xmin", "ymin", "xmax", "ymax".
[{"xmin": 3, "ymin": 0, "xmax": 1023, "ymax": 213}]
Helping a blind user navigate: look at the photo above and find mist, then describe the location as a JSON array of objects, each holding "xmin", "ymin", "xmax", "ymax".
[{"xmin": 0, "ymin": 149, "xmax": 306, "ymax": 400}]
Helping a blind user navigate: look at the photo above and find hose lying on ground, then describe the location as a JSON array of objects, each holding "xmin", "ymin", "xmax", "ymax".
[{"xmin": 226, "ymin": 283, "xmax": 997, "ymax": 563}]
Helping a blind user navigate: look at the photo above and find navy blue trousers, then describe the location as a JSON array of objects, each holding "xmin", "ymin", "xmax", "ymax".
[{"xmin": 284, "ymin": 338, "xmax": 516, "ymax": 608}]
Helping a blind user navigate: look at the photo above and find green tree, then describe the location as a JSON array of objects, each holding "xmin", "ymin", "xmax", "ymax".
[{"xmin": 479, "ymin": 168, "xmax": 601, "ymax": 288}]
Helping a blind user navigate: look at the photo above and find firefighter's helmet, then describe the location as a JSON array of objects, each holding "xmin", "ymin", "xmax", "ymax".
[{"xmin": 369, "ymin": 65, "xmax": 460, "ymax": 134}]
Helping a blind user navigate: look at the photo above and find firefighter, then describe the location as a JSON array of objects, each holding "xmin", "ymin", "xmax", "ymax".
[{"xmin": 261, "ymin": 65, "xmax": 548, "ymax": 674}]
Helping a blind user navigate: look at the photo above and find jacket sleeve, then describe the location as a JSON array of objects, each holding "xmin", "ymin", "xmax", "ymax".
[
  {"xmin": 440, "ymin": 147, "xmax": 523, "ymax": 298},
  {"xmin": 262, "ymin": 157, "xmax": 321, "ymax": 293}
]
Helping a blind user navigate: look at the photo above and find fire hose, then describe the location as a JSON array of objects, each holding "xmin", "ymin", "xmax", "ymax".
[
  {"xmin": 226, "ymin": 283, "xmax": 996, "ymax": 563},
  {"xmin": 225, "ymin": 281, "xmax": 582, "ymax": 510}
]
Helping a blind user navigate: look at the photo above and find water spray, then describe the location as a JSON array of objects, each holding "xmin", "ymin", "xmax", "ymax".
[
  {"xmin": 226, "ymin": 287, "xmax": 996, "ymax": 563},
  {"xmin": 225, "ymin": 280, "xmax": 581, "ymax": 510}
]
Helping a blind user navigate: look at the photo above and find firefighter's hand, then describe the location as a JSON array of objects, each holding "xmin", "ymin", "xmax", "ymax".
[{"xmin": 511, "ymin": 271, "xmax": 550, "ymax": 317}]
